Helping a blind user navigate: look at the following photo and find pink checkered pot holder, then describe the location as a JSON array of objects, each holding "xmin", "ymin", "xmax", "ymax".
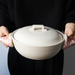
[{"xmin": 63, "ymin": 34, "xmax": 75, "ymax": 49}]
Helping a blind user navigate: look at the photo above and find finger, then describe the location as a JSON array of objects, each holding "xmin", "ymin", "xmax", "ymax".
[{"xmin": 67, "ymin": 30, "xmax": 74, "ymax": 37}]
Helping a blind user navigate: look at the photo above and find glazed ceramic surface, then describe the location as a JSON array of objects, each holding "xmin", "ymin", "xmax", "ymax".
[{"xmin": 11, "ymin": 25, "xmax": 65, "ymax": 60}]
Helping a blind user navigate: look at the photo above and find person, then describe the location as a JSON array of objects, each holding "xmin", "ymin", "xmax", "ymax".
[{"xmin": 0, "ymin": 0, "xmax": 75, "ymax": 75}]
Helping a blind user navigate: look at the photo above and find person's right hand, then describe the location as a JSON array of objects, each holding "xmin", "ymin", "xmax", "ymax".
[{"xmin": 0, "ymin": 26, "xmax": 9, "ymax": 47}]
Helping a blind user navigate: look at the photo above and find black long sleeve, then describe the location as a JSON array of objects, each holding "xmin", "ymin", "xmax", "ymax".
[
  {"xmin": 62, "ymin": 0, "xmax": 75, "ymax": 30},
  {"xmin": 0, "ymin": 0, "xmax": 16, "ymax": 32}
]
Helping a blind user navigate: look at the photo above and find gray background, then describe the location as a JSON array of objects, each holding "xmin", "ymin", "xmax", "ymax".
[{"xmin": 0, "ymin": 42, "xmax": 75, "ymax": 75}]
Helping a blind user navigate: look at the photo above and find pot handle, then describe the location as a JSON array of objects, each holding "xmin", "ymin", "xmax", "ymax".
[
  {"xmin": 29, "ymin": 25, "xmax": 47, "ymax": 31},
  {"xmin": 62, "ymin": 34, "xmax": 75, "ymax": 50},
  {"xmin": 0, "ymin": 33, "xmax": 14, "ymax": 47}
]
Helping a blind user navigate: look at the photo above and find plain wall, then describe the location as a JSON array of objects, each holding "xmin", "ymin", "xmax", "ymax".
[
  {"xmin": 0, "ymin": 42, "xmax": 75, "ymax": 75},
  {"xmin": 63, "ymin": 45, "xmax": 75, "ymax": 75},
  {"xmin": 0, "ymin": 43, "xmax": 10, "ymax": 75}
]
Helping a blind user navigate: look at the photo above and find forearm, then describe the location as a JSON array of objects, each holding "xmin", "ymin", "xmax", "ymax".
[
  {"xmin": 0, "ymin": 0, "xmax": 12, "ymax": 32},
  {"xmin": 62, "ymin": 0, "xmax": 75, "ymax": 31}
]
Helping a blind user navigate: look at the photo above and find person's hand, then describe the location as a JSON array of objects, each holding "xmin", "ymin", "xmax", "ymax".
[
  {"xmin": 65, "ymin": 23, "xmax": 75, "ymax": 39},
  {"xmin": 0, "ymin": 26, "xmax": 9, "ymax": 47}
]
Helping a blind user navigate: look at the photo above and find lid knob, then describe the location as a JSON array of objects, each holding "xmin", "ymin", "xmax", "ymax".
[{"xmin": 29, "ymin": 25, "xmax": 47, "ymax": 31}]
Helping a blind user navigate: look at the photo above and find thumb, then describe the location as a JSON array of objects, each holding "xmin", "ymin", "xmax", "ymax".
[
  {"xmin": 67, "ymin": 29, "xmax": 74, "ymax": 37},
  {"xmin": 3, "ymin": 29, "xmax": 9, "ymax": 37},
  {"xmin": 0, "ymin": 26, "xmax": 9, "ymax": 37},
  {"xmin": 65, "ymin": 23, "xmax": 75, "ymax": 37}
]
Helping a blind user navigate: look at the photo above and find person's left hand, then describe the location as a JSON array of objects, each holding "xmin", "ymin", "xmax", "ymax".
[{"xmin": 65, "ymin": 23, "xmax": 75, "ymax": 39}]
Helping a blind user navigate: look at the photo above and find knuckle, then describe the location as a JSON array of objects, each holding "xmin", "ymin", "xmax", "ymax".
[{"xmin": 0, "ymin": 26, "xmax": 3, "ymax": 28}]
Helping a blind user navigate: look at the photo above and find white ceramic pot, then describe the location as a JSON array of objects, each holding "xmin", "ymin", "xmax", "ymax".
[{"xmin": 11, "ymin": 25, "xmax": 65, "ymax": 60}]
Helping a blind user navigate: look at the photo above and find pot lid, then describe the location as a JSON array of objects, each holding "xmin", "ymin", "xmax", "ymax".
[{"xmin": 14, "ymin": 25, "xmax": 62, "ymax": 46}]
